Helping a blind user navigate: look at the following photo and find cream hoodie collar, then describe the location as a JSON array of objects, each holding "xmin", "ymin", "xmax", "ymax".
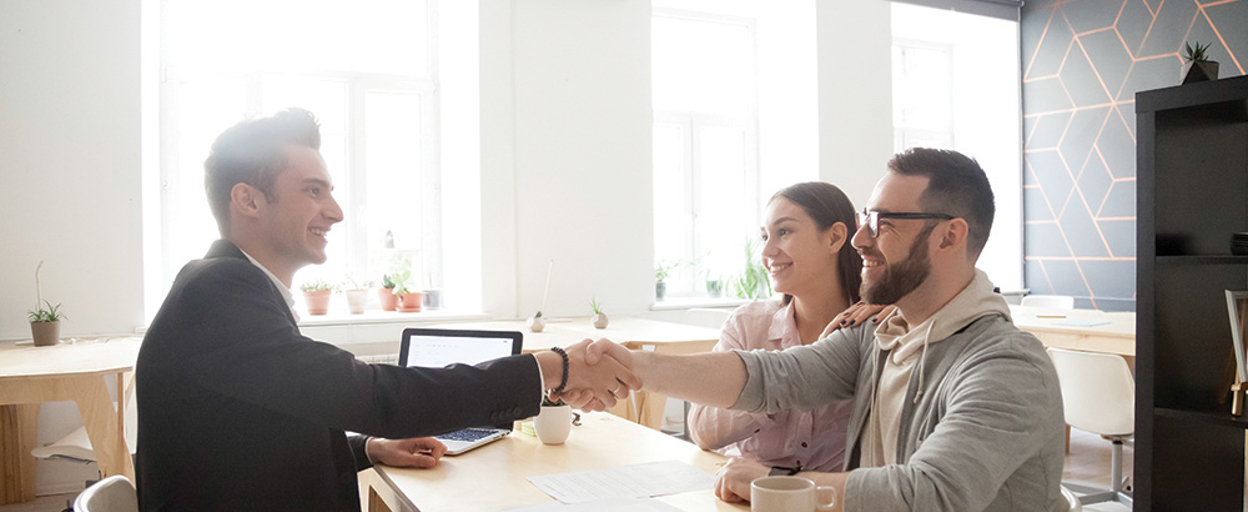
[{"xmin": 873, "ymin": 269, "xmax": 1011, "ymax": 365}]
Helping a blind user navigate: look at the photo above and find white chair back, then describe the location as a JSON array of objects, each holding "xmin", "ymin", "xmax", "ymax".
[
  {"xmin": 1047, "ymin": 348, "xmax": 1134, "ymax": 436},
  {"xmin": 681, "ymin": 308, "xmax": 732, "ymax": 330},
  {"xmin": 1022, "ymin": 295, "xmax": 1076, "ymax": 309},
  {"xmin": 74, "ymin": 475, "xmax": 138, "ymax": 512}
]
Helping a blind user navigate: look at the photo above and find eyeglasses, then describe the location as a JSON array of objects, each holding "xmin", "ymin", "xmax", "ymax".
[{"xmin": 856, "ymin": 209, "xmax": 955, "ymax": 238}]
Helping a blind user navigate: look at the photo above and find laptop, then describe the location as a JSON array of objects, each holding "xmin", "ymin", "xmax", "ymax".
[{"xmin": 398, "ymin": 327, "xmax": 524, "ymax": 455}]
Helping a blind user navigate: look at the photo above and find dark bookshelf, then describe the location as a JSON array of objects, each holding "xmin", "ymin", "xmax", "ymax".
[{"xmin": 1136, "ymin": 74, "xmax": 1248, "ymax": 512}]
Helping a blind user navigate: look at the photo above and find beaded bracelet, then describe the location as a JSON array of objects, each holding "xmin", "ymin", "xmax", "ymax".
[{"xmin": 550, "ymin": 346, "xmax": 570, "ymax": 395}]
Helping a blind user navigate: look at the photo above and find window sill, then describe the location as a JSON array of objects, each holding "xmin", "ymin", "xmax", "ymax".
[
  {"xmin": 649, "ymin": 297, "xmax": 749, "ymax": 311},
  {"xmin": 296, "ymin": 309, "xmax": 489, "ymax": 327}
]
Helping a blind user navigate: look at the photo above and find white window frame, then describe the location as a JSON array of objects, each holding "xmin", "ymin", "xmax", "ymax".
[
  {"xmin": 652, "ymin": 9, "xmax": 762, "ymax": 299},
  {"xmin": 150, "ymin": 2, "xmax": 443, "ymax": 321},
  {"xmin": 892, "ymin": 39, "xmax": 956, "ymax": 152}
]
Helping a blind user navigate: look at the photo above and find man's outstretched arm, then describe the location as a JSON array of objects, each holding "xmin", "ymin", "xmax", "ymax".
[{"xmin": 571, "ymin": 339, "xmax": 749, "ymax": 408}]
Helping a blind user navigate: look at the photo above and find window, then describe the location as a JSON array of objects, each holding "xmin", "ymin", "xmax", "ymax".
[
  {"xmin": 651, "ymin": 9, "xmax": 760, "ymax": 299},
  {"xmin": 149, "ymin": 0, "xmax": 441, "ymax": 318},
  {"xmin": 890, "ymin": 2, "xmax": 1023, "ymax": 290}
]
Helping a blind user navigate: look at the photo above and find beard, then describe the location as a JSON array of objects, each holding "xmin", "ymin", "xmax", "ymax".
[{"xmin": 860, "ymin": 224, "xmax": 935, "ymax": 305}]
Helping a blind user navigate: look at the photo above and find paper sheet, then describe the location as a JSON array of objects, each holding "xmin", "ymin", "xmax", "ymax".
[
  {"xmin": 498, "ymin": 497, "xmax": 686, "ymax": 512},
  {"xmin": 1055, "ymin": 319, "xmax": 1110, "ymax": 327},
  {"xmin": 526, "ymin": 460, "xmax": 715, "ymax": 504}
]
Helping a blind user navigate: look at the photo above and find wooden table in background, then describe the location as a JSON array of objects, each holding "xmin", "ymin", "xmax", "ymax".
[
  {"xmin": 1010, "ymin": 305, "xmax": 1135, "ymax": 357},
  {"xmin": 431, "ymin": 317, "xmax": 722, "ymax": 430},
  {"xmin": 0, "ymin": 337, "xmax": 140, "ymax": 504},
  {"xmin": 366, "ymin": 412, "xmax": 747, "ymax": 512}
]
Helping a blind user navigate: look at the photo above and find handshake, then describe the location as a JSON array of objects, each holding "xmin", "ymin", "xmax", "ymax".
[{"xmin": 540, "ymin": 338, "xmax": 641, "ymax": 412}]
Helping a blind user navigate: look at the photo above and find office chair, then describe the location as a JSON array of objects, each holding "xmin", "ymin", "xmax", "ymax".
[
  {"xmin": 1047, "ymin": 348, "xmax": 1133, "ymax": 508},
  {"xmin": 1021, "ymin": 295, "xmax": 1076, "ymax": 309},
  {"xmin": 73, "ymin": 475, "xmax": 137, "ymax": 512}
]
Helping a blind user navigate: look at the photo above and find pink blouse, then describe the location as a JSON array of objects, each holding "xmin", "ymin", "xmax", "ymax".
[{"xmin": 687, "ymin": 299, "xmax": 853, "ymax": 472}]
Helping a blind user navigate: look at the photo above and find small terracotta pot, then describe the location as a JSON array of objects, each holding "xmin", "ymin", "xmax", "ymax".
[
  {"xmin": 397, "ymin": 291, "xmax": 424, "ymax": 312},
  {"xmin": 31, "ymin": 321, "xmax": 60, "ymax": 347},
  {"xmin": 379, "ymin": 288, "xmax": 398, "ymax": 311},
  {"xmin": 303, "ymin": 290, "xmax": 332, "ymax": 315},
  {"xmin": 345, "ymin": 289, "xmax": 368, "ymax": 314}
]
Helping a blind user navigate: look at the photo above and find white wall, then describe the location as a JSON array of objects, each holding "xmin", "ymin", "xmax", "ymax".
[
  {"xmin": 815, "ymin": 0, "xmax": 895, "ymax": 207},
  {"xmin": 0, "ymin": 0, "xmax": 145, "ymax": 493},
  {"xmin": 487, "ymin": 0, "xmax": 656, "ymax": 319}
]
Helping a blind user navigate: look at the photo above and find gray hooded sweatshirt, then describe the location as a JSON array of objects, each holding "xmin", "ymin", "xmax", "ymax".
[{"xmin": 731, "ymin": 272, "xmax": 1065, "ymax": 512}]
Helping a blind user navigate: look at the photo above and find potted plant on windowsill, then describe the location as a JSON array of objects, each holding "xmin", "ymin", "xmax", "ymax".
[
  {"xmin": 343, "ymin": 277, "xmax": 373, "ymax": 315},
  {"xmin": 1182, "ymin": 41, "xmax": 1220, "ymax": 84},
  {"xmin": 379, "ymin": 273, "xmax": 399, "ymax": 312},
  {"xmin": 28, "ymin": 262, "xmax": 66, "ymax": 347},
  {"xmin": 534, "ymin": 395, "xmax": 573, "ymax": 445},
  {"xmin": 730, "ymin": 238, "xmax": 772, "ymax": 300},
  {"xmin": 299, "ymin": 279, "xmax": 336, "ymax": 316},
  {"xmin": 392, "ymin": 269, "xmax": 423, "ymax": 313}
]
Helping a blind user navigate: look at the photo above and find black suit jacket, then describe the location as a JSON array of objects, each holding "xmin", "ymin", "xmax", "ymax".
[{"xmin": 136, "ymin": 240, "xmax": 541, "ymax": 511}]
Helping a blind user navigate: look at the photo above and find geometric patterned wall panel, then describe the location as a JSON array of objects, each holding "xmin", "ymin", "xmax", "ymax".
[{"xmin": 1021, "ymin": 0, "xmax": 1247, "ymax": 311}]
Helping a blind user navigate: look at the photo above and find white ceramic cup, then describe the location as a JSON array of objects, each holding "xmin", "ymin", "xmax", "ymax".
[
  {"xmin": 533, "ymin": 405, "xmax": 572, "ymax": 444},
  {"xmin": 750, "ymin": 476, "xmax": 836, "ymax": 512}
]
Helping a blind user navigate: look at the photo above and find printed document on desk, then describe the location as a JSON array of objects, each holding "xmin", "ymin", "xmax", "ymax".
[
  {"xmin": 499, "ymin": 497, "xmax": 684, "ymax": 512},
  {"xmin": 527, "ymin": 460, "xmax": 715, "ymax": 504}
]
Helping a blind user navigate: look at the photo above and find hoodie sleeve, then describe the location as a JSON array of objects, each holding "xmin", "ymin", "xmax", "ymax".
[{"xmin": 731, "ymin": 325, "xmax": 867, "ymax": 414}]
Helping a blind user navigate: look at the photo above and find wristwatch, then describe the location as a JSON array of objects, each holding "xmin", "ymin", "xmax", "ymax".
[{"xmin": 769, "ymin": 466, "xmax": 801, "ymax": 476}]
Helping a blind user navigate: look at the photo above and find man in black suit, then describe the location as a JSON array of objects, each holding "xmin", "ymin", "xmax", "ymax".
[{"xmin": 136, "ymin": 108, "xmax": 635, "ymax": 511}]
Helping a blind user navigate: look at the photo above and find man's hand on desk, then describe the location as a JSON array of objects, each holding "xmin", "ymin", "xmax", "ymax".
[
  {"xmin": 539, "ymin": 338, "xmax": 642, "ymax": 412},
  {"xmin": 366, "ymin": 437, "xmax": 447, "ymax": 469}
]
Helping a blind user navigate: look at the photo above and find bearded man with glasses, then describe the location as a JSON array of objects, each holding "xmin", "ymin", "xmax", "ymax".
[{"xmin": 576, "ymin": 148, "xmax": 1064, "ymax": 512}]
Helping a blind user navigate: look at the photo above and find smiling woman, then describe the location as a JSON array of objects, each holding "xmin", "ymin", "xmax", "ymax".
[{"xmin": 686, "ymin": 181, "xmax": 861, "ymax": 479}]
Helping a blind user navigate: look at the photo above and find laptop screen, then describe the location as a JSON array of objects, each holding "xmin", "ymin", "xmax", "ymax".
[{"xmin": 399, "ymin": 328, "xmax": 523, "ymax": 369}]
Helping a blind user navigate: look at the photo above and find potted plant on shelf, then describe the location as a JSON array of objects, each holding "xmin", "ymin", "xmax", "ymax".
[
  {"xmin": 299, "ymin": 279, "xmax": 336, "ymax": 316},
  {"xmin": 590, "ymin": 297, "xmax": 609, "ymax": 329},
  {"xmin": 654, "ymin": 259, "xmax": 685, "ymax": 302},
  {"xmin": 534, "ymin": 394, "xmax": 573, "ymax": 445},
  {"xmin": 392, "ymin": 269, "xmax": 423, "ymax": 313},
  {"xmin": 705, "ymin": 272, "xmax": 723, "ymax": 299},
  {"xmin": 1182, "ymin": 41, "xmax": 1219, "ymax": 84},
  {"xmin": 343, "ymin": 277, "xmax": 373, "ymax": 315},
  {"xmin": 27, "ymin": 261, "xmax": 65, "ymax": 347},
  {"xmin": 379, "ymin": 273, "xmax": 399, "ymax": 311}
]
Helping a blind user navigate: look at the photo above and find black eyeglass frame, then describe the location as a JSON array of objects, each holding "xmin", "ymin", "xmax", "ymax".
[{"xmin": 856, "ymin": 209, "xmax": 956, "ymax": 238}]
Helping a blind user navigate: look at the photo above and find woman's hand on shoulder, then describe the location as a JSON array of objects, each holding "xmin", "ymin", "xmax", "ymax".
[{"xmin": 820, "ymin": 302, "xmax": 897, "ymax": 338}]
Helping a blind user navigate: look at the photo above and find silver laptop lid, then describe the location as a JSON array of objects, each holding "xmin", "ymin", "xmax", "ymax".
[{"xmin": 398, "ymin": 328, "xmax": 524, "ymax": 430}]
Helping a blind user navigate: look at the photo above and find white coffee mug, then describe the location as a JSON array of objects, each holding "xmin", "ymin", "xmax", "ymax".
[
  {"xmin": 751, "ymin": 476, "xmax": 836, "ymax": 512},
  {"xmin": 533, "ymin": 405, "xmax": 572, "ymax": 444}
]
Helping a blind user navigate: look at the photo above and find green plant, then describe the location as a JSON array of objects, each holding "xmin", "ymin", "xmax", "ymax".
[
  {"xmin": 28, "ymin": 300, "xmax": 66, "ymax": 323},
  {"xmin": 298, "ymin": 279, "xmax": 335, "ymax": 293},
  {"xmin": 28, "ymin": 262, "xmax": 66, "ymax": 323},
  {"xmin": 381, "ymin": 273, "xmax": 397, "ymax": 289},
  {"xmin": 1183, "ymin": 41, "xmax": 1211, "ymax": 62},
  {"xmin": 654, "ymin": 259, "xmax": 688, "ymax": 283},
  {"xmin": 729, "ymin": 238, "xmax": 772, "ymax": 300},
  {"xmin": 590, "ymin": 297, "xmax": 604, "ymax": 315},
  {"xmin": 390, "ymin": 269, "xmax": 413, "ymax": 296},
  {"xmin": 344, "ymin": 276, "xmax": 374, "ymax": 290}
]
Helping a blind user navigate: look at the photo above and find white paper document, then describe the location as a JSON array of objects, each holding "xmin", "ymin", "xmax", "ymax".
[
  {"xmin": 498, "ymin": 496, "xmax": 686, "ymax": 512},
  {"xmin": 526, "ymin": 460, "xmax": 715, "ymax": 504}
]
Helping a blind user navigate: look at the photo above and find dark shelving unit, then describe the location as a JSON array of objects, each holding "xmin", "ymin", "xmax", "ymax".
[{"xmin": 1136, "ymin": 74, "xmax": 1248, "ymax": 512}]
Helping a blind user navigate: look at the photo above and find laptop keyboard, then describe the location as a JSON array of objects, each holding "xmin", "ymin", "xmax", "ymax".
[{"xmin": 440, "ymin": 428, "xmax": 499, "ymax": 442}]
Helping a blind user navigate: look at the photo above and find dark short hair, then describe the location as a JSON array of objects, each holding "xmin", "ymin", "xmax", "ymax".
[
  {"xmin": 887, "ymin": 148, "xmax": 995, "ymax": 258},
  {"xmin": 204, "ymin": 108, "xmax": 322, "ymax": 236},
  {"xmin": 770, "ymin": 181, "xmax": 863, "ymax": 304}
]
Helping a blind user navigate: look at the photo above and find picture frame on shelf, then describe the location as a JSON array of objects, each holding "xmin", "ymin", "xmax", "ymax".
[{"xmin": 1224, "ymin": 290, "xmax": 1248, "ymax": 415}]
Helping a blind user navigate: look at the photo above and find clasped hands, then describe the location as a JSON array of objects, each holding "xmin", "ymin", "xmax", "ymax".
[{"xmin": 550, "ymin": 338, "xmax": 640, "ymax": 411}]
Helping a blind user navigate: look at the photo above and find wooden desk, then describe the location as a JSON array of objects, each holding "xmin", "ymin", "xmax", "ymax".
[
  {"xmin": 1010, "ymin": 305, "xmax": 1135, "ymax": 357},
  {"xmin": 432, "ymin": 317, "xmax": 722, "ymax": 430},
  {"xmin": 367, "ymin": 412, "xmax": 746, "ymax": 512},
  {"xmin": 0, "ymin": 337, "xmax": 140, "ymax": 503}
]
